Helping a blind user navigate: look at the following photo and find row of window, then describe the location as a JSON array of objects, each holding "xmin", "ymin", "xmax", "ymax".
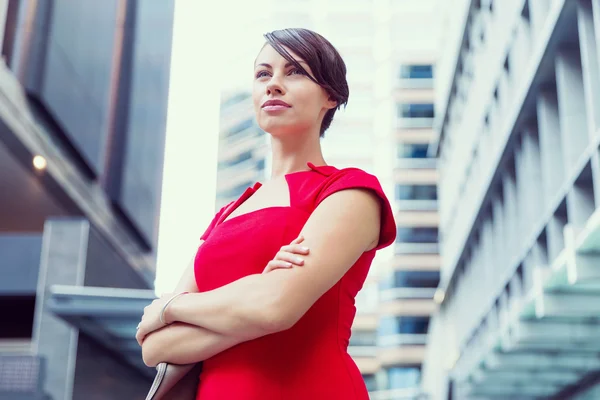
[
  {"xmin": 395, "ymin": 184, "xmax": 437, "ymax": 201},
  {"xmin": 398, "ymin": 103, "xmax": 435, "ymax": 119},
  {"xmin": 379, "ymin": 316, "xmax": 430, "ymax": 335},
  {"xmin": 397, "ymin": 227, "xmax": 438, "ymax": 244},
  {"xmin": 379, "ymin": 270, "xmax": 440, "ymax": 290},
  {"xmin": 399, "ymin": 65, "xmax": 433, "ymax": 80},
  {"xmin": 397, "ymin": 143, "xmax": 431, "ymax": 159}
]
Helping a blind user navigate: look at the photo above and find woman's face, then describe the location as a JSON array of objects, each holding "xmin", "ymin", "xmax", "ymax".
[{"xmin": 253, "ymin": 44, "xmax": 336, "ymax": 138}]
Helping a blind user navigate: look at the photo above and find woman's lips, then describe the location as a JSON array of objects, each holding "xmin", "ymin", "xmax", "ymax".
[{"xmin": 262, "ymin": 105, "xmax": 290, "ymax": 112}]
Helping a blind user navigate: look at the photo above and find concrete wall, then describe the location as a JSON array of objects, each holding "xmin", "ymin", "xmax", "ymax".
[{"xmin": 0, "ymin": 233, "xmax": 42, "ymax": 294}]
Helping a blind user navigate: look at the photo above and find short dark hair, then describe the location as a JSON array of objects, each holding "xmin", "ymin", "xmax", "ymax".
[{"xmin": 263, "ymin": 28, "xmax": 349, "ymax": 138}]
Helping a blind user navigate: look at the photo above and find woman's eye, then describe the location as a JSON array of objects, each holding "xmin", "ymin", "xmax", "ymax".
[
  {"xmin": 289, "ymin": 68, "xmax": 304, "ymax": 76},
  {"xmin": 256, "ymin": 71, "xmax": 269, "ymax": 78}
]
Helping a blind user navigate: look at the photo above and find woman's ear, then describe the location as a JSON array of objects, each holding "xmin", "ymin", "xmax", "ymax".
[{"xmin": 325, "ymin": 96, "xmax": 338, "ymax": 110}]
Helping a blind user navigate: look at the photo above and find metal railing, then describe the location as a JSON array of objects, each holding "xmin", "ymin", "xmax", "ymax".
[
  {"xmin": 395, "ymin": 158, "xmax": 438, "ymax": 169},
  {"xmin": 377, "ymin": 334, "xmax": 428, "ymax": 347},
  {"xmin": 396, "ymin": 200, "xmax": 438, "ymax": 211}
]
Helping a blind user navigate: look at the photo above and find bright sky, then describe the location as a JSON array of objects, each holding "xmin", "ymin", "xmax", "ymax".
[{"xmin": 154, "ymin": 2, "xmax": 273, "ymax": 294}]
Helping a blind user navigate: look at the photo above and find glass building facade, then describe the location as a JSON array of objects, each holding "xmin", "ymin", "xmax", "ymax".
[{"xmin": 0, "ymin": 1, "xmax": 174, "ymax": 398}]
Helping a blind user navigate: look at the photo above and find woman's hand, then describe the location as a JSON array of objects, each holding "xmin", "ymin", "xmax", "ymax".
[
  {"xmin": 136, "ymin": 293, "xmax": 177, "ymax": 346},
  {"xmin": 262, "ymin": 235, "xmax": 310, "ymax": 274}
]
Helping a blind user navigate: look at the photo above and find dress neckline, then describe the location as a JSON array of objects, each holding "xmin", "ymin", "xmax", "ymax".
[{"xmin": 217, "ymin": 162, "xmax": 337, "ymax": 226}]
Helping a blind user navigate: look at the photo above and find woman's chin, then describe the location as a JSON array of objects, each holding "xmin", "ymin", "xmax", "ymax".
[{"xmin": 261, "ymin": 123, "xmax": 293, "ymax": 137}]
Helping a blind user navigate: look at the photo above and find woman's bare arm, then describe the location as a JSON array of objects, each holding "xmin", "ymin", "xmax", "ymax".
[
  {"xmin": 140, "ymin": 239, "xmax": 307, "ymax": 367},
  {"xmin": 141, "ymin": 244, "xmax": 244, "ymax": 367}
]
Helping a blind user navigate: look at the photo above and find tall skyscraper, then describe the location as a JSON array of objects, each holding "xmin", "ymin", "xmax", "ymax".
[
  {"xmin": 216, "ymin": 91, "xmax": 268, "ymax": 210},
  {"xmin": 0, "ymin": 1, "xmax": 174, "ymax": 398},
  {"xmin": 422, "ymin": 0, "xmax": 600, "ymax": 399}
]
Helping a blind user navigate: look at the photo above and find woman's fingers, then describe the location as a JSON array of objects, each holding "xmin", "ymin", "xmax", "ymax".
[
  {"xmin": 279, "ymin": 244, "xmax": 310, "ymax": 255},
  {"xmin": 262, "ymin": 260, "xmax": 293, "ymax": 274},
  {"xmin": 262, "ymin": 236, "xmax": 310, "ymax": 274},
  {"xmin": 275, "ymin": 250, "xmax": 305, "ymax": 266}
]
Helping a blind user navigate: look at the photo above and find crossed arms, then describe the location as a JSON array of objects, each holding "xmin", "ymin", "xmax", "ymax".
[{"xmin": 140, "ymin": 188, "xmax": 382, "ymax": 367}]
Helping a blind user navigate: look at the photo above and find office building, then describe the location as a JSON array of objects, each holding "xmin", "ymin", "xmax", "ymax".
[
  {"xmin": 216, "ymin": 91, "xmax": 268, "ymax": 210},
  {"xmin": 0, "ymin": 2, "xmax": 174, "ymax": 399},
  {"xmin": 422, "ymin": 0, "xmax": 600, "ymax": 399}
]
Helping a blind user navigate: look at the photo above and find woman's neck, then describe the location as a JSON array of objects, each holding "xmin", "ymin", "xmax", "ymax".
[{"xmin": 269, "ymin": 134, "xmax": 326, "ymax": 179}]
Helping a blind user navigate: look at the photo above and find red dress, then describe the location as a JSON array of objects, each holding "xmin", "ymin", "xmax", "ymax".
[{"xmin": 194, "ymin": 162, "xmax": 396, "ymax": 400}]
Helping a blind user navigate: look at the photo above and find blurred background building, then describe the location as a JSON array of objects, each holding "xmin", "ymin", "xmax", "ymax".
[
  {"xmin": 216, "ymin": 91, "xmax": 268, "ymax": 209},
  {"xmin": 0, "ymin": 1, "xmax": 174, "ymax": 399},
  {"xmin": 422, "ymin": 0, "xmax": 600, "ymax": 399}
]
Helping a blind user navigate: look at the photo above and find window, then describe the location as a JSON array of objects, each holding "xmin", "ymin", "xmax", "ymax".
[
  {"xmin": 380, "ymin": 270, "xmax": 440, "ymax": 290},
  {"xmin": 399, "ymin": 65, "xmax": 433, "ymax": 79},
  {"xmin": 398, "ymin": 271, "xmax": 440, "ymax": 289},
  {"xmin": 397, "ymin": 143, "xmax": 430, "ymax": 159},
  {"xmin": 398, "ymin": 103, "xmax": 434, "ymax": 119},
  {"xmin": 362, "ymin": 374, "xmax": 378, "ymax": 392},
  {"xmin": 395, "ymin": 184, "xmax": 438, "ymax": 201},
  {"xmin": 379, "ymin": 316, "xmax": 430, "ymax": 335},
  {"xmin": 349, "ymin": 331, "xmax": 377, "ymax": 347},
  {"xmin": 396, "ymin": 227, "xmax": 439, "ymax": 243},
  {"xmin": 387, "ymin": 367, "xmax": 421, "ymax": 390}
]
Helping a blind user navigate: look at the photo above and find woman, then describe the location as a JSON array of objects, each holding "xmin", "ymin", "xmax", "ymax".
[{"xmin": 136, "ymin": 28, "xmax": 396, "ymax": 399}]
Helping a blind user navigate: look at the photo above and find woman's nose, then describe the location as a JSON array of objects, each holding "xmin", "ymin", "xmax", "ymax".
[{"xmin": 266, "ymin": 77, "xmax": 284, "ymax": 95}]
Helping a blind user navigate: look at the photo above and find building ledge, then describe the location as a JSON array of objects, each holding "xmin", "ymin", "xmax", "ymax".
[{"xmin": 46, "ymin": 285, "xmax": 155, "ymax": 378}]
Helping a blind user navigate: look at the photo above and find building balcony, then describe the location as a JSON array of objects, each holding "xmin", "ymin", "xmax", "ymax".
[
  {"xmin": 395, "ymin": 127, "xmax": 436, "ymax": 142},
  {"xmin": 352, "ymin": 314, "xmax": 379, "ymax": 331},
  {"xmin": 393, "ymin": 254, "xmax": 441, "ymax": 271},
  {"xmin": 396, "ymin": 118, "xmax": 435, "ymax": 129},
  {"xmin": 353, "ymin": 356, "xmax": 381, "ymax": 376},
  {"xmin": 394, "ymin": 87, "xmax": 435, "ymax": 104},
  {"xmin": 380, "ymin": 287, "xmax": 437, "ymax": 302},
  {"xmin": 394, "ymin": 168, "xmax": 438, "ymax": 185},
  {"xmin": 379, "ymin": 345, "xmax": 426, "ymax": 367},
  {"xmin": 397, "ymin": 199, "xmax": 438, "ymax": 211},
  {"xmin": 394, "ymin": 243, "xmax": 439, "ymax": 255},
  {"xmin": 377, "ymin": 333, "xmax": 428, "ymax": 347},
  {"xmin": 395, "ymin": 158, "xmax": 438, "ymax": 170},
  {"xmin": 379, "ymin": 298, "xmax": 437, "ymax": 317},
  {"xmin": 395, "ymin": 210, "xmax": 439, "ymax": 227},
  {"xmin": 348, "ymin": 346, "xmax": 379, "ymax": 358},
  {"xmin": 397, "ymin": 78, "xmax": 434, "ymax": 90}
]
